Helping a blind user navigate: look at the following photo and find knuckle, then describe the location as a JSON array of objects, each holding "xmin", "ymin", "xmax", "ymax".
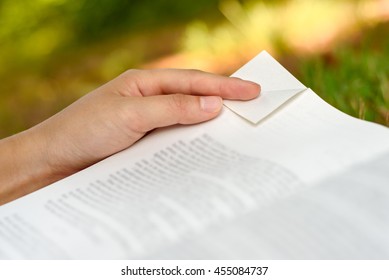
[
  {"xmin": 115, "ymin": 69, "xmax": 144, "ymax": 97},
  {"xmin": 119, "ymin": 69, "xmax": 142, "ymax": 85},
  {"xmin": 122, "ymin": 69, "xmax": 141, "ymax": 77}
]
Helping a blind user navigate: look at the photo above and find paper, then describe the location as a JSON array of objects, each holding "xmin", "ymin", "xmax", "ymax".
[
  {"xmin": 224, "ymin": 50, "xmax": 307, "ymax": 124},
  {"xmin": 224, "ymin": 88, "xmax": 306, "ymax": 124}
]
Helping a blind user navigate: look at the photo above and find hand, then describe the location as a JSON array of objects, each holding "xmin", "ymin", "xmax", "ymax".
[{"xmin": 0, "ymin": 69, "xmax": 260, "ymax": 204}]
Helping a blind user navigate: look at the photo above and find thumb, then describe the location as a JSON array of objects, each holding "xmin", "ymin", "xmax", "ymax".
[{"xmin": 126, "ymin": 94, "xmax": 223, "ymax": 132}]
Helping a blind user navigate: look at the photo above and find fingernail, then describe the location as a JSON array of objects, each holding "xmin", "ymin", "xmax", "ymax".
[
  {"xmin": 243, "ymin": 80, "xmax": 261, "ymax": 94},
  {"xmin": 200, "ymin": 96, "xmax": 222, "ymax": 113}
]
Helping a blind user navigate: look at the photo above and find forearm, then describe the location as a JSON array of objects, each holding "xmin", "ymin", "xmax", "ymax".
[{"xmin": 0, "ymin": 128, "xmax": 61, "ymax": 205}]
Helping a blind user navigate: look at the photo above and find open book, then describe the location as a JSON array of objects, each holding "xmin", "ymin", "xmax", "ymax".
[{"xmin": 1, "ymin": 51, "xmax": 389, "ymax": 259}]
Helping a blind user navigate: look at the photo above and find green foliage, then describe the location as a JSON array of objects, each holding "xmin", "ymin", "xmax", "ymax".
[
  {"xmin": 0, "ymin": 0, "xmax": 388, "ymax": 138},
  {"xmin": 0, "ymin": 0, "xmax": 221, "ymax": 74},
  {"xmin": 72, "ymin": 0, "xmax": 221, "ymax": 41},
  {"xmin": 0, "ymin": 0, "xmax": 222, "ymax": 137},
  {"xmin": 298, "ymin": 23, "xmax": 389, "ymax": 125}
]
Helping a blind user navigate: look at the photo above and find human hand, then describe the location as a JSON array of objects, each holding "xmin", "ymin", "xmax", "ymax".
[{"xmin": 0, "ymin": 69, "xmax": 260, "ymax": 204}]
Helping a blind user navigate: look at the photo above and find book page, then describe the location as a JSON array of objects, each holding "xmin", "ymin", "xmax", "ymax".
[
  {"xmin": 0, "ymin": 131, "xmax": 306, "ymax": 259},
  {"xmin": 149, "ymin": 151, "xmax": 389, "ymax": 259},
  {"xmin": 1, "ymin": 53, "xmax": 389, "ymax": 259}
]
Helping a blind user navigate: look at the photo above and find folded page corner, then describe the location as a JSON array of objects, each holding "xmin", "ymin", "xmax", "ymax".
[{"xmin": 224, "ymin": 88, "xmax": 307, "ymax": 124}]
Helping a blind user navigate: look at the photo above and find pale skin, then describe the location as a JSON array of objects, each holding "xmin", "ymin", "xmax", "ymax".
[{"xmin": 0, "ymin": 69, "xmax": 260, "ymax": 205}]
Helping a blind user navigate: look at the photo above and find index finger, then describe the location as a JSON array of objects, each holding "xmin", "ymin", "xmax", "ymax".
[{"xmin": 118, "ymin": 69, "xmax": 261, "ymax": 100}]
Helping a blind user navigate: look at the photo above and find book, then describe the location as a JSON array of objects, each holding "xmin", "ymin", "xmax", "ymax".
[{"xmin": 0, "ymin": 51, "xmax": 388, "ymax": 259}]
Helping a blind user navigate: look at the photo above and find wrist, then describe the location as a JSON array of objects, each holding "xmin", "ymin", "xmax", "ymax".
[{"xmin": 0, "ymin": 127, "xmax": 61, "ymax": 205}]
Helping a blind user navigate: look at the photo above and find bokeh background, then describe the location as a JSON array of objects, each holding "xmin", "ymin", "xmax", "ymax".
[{"xmin": 1, "ymin": 0, "xmax": 388, "ymax": 138}]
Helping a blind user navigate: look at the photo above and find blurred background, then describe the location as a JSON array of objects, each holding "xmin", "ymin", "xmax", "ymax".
[{"xmin": 0, "ymin": 0, "xmax": 388, "ymax": 138}]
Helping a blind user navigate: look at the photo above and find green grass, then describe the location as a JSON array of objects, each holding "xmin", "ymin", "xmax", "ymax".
[{"xmin": 297, "ymin": 22, "xmax": 389, "ymax": 126}]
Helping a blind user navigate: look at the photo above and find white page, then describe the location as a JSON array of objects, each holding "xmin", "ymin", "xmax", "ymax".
[
  {"xmin": 0, "ymin": 131, "xmax": 307, "ymax": 259},
  {"xmin": 214, "ymin": 89, "xmax": 389, "ymax": 185},
  {"xmin": 224, "ymin": 51, "xmax": 306, "ymax": 123},
  {"xmin": 150, "ymin": 151, "xmax": 389, "ymax": 259},
  {"xmin": 1, "ymin": 53, "xmax": 389, "ymax": 259}
]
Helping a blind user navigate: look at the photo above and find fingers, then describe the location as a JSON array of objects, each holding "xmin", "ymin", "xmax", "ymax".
[
  {"xmin": 125, "ymin": 94, "xmax": 224, "ymax": 133},
  {"xmin": 118, "ymin": 69, "xmax": 260, "ymax": 100}
]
